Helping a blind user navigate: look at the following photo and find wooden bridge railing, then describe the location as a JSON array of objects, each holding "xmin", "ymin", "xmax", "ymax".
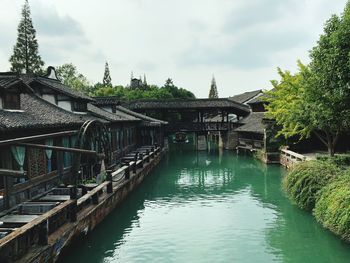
[
  {"xmin": 165, "ymin": 122, "xmax": 240, "ymax": 133},
  {"xmin": 280, "ymin": 149, "xmax": 309, "ymax": 168}
]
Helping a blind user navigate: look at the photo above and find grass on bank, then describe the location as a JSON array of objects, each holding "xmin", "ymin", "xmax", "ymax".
[
  {"xmin": 283, "ymin": 157, "xmax": 350, "ymax": 242},
  {"xmin": 314, "ymin": 171, "xmax": 350, "ymax": 242},
  {"xmin": 283, "ymin": 160, "xmax": 341, "ymax": 211}
]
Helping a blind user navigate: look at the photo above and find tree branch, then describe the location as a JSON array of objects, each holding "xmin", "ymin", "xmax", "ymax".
[{"xmin": 313, "ymin": 130, "xmax": 328, "ymax": 147}]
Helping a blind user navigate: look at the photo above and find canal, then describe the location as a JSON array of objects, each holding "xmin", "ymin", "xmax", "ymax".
[{"xmin": 61, "ymin": 147, "xmax": 350, "ymax": 263}]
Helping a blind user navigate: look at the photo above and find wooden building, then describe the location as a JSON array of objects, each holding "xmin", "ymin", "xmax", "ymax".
[{"xmin": 0, "ymin": 67, "xmax": 165, "ymax": 212}]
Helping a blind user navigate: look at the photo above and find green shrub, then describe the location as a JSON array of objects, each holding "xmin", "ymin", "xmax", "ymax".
[
  {"xmin": 283, "ymin": 160, "xmax": 341, "ymax": 211},
  {"xmin": 314, "ymin": 172, "xmax": 350, "ymax": 242},
  {"xmin": 316, "ymin": 154, "xmax": 350, "ymax": 167}
]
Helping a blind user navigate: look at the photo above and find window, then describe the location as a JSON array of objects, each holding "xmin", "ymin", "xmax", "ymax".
[
  {"xmin": 3, "ymin": 93, "xmax": 20, "ymax": 110},
  {"xmin": 72, "ymin": 101, "xmax": 87, "ymax": 112}
]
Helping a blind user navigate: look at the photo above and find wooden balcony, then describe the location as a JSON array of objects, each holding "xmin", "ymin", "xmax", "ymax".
[{"xmin": 237, "ymin": 138, "xmax": 264, "ymax": 150}]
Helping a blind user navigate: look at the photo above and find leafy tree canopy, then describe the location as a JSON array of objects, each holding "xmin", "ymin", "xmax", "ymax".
[
  {"xmin": 56, "ymin": 63, "xmax": 92, "ymax": 93},
  {"xmin": 266, "ymin": 2, "xmax": 350, "ymax": 156},
  {"xmin": 92, "ymin": 77, "xmax": 195, "ymax": 100}
]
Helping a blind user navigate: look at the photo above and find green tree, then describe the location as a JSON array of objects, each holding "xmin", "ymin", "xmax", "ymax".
[
  {"xmin": 266, "ymin": 4, "xmax": 350, "ymax": 156},
  {"xmin": 208, "ymin": 76, "xmax": 219, "ymax": 98},
  {"xmin": 304, "ymin": 9, "xmax": 350, "ymax": 156},
  {"xmin": 56, "ymin": 63, "xmax": 92, "ymax": 94},
  {"xmin": 102, "ymin": 62, "xmax": 112, "ymax": 86},
  {"xmin": 9, "ymin": 0, "xmax": 44, "ymax": 73},
  {"xmin": 162, "ymin": 78, "xmax": 195, "ymax": 99},
  {"xmin": 265, "ymin": 62, "xmax": 308, "ymax": 139}
]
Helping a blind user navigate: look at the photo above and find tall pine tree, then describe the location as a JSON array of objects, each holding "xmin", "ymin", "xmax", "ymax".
[
  {"xmin": 208, "ymin": 76, "xmax": 219, "ymax": 98},
  {"xmin": 9, "ymin": 0, "xmax": 44, "ymax": 74},
  {"xmin": 102, "ymin": 62, "xmax": 112, "ymax": 86}
]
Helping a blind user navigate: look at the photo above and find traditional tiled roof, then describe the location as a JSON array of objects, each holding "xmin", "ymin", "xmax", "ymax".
[
  {"xmin": 235, "ymin": 112, "xmax": 266, "ymax": 134},
  {"xmin": 115, "ymin": 106, "xmax": 167, "ymax": 125},
  {"xmin": 246, "ymin": 93, "xmax": 269, "ymax": 105},
  {"xmin": 0, "ymin": 94, "xmax": 85, "ymax": 131},
  {"xmin": 229, "ymin": 90, "xmax": 262, "ymax": 104},
  {"xmin": 30, "ymin": 77, "xmax": 94, "ymax": 101},
  {"xmin": 87, "ymin": 104, "xmax": 139, "ymax": 123},
  {"xmin": 126, "ymin": 98, "xmax": 250, "ymax": 114},
  {"xmin": 93, "ymin": 96, "xmax": 120, "ymax": 106},
  {"xmin": 0, "ymin": 73, "xmax": 33, "ymax": 92}
]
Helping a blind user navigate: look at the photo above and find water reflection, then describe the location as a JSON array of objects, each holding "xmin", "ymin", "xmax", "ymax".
[{"xmin": 61, "ymin": 149, "xmax": 350, "ymax": 263}]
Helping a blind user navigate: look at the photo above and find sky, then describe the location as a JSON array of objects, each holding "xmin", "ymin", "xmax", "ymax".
[{"xmin": 0, "ymin": 0, "xmax": 348, "ymax": 98}]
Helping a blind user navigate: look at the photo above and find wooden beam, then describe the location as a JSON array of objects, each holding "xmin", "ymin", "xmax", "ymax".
[
  {"xmin": 16, "ymin": 142, "xmax": 98, "ymax": 156},
  {"xmin": 0, "ymin": 130, "xmax": 78, "ymax": 147},
  {"xmin": 0, "ymin": 169, "xmax": 26, "ymax": 178}
]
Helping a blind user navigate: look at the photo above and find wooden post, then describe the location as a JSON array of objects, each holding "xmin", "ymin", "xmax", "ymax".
[
  {"xmin": 92, "ymin": 193, "xmax": 99, "ymax": 205},
  {"xmin": 106, "ymin": 170, "xmax": 113, "ymax": 194},
  {"xmin": 125, "ymin": 165, "xmax": 130, "ymax": 180},
  {"xmin": 146, "ymin": 149, "xmax": 150, "ymax": 162},
  {"xmin": 132, "ymin": 155, "xmax": 137, "ymax": 173},
  {"xmin": 38, "ymin": 220, "xmax": 48, "ymax": 245},
  {"xmin": 57, "ymin": 151, "xmax": 64, "ymax": 181},
  {"xmin": 68, "ymin": 186, "xmax": 77, "ymax": 222},
  {"xmin": 139, "ymin": 153, "xmax": 144, "ymax": 168}
]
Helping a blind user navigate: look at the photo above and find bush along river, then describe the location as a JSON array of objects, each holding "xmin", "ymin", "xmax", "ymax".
[{"xmin": 60, "ymin": 148, "xmax": 350, "ymax": 263}]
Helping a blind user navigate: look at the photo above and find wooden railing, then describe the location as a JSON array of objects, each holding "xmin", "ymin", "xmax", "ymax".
[
  {"xmin": 280, "ymin": 149, "xmax": 308, "ymax": 168},
  {"xmin": 0, "ymin": 145, "xmax": 161, "ymax": 263},
  {"xmin": 238, "ymin": 138, "xmax": 264, "ymax": 150},
  {"xmin": 165, "ymin": 122, "xmax": 240, "ymax": 133},
  {"xmin": 0, "ymin": 199, "xmax": 75, "ymax": 261}
]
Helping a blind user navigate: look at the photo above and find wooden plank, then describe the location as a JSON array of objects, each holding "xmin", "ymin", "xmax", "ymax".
[
  {"xmin": 112, "ymin": 167, "xmax": 127, "ymax": 177},
  {"xmin": 0, "ymin": 169, "xmax": 27, "ymax": 178},
  {"xmin": 0, "ymin": 130, "xmax": 78, "ymax": 147},
  {"xmin": 0, "ymin": 200, "xmax": 74, "ymax": 247},
  {"xmin": 17, "ymin": 143, "xmax": 99, "ymax": 156},
  {"xmin": 0, "ymin": 215, "xmax": 38, "ymax": 224},
  {"xmin": 281, "ymin": 149, "xmax": 306, "ymax": 160},
  {"xmin": 39, "ymin": 195, "xmax": 70, "ymax": 202},
  {"xmin": 77, "ymin": 182, "xmax": 109, "ymax": 206}
]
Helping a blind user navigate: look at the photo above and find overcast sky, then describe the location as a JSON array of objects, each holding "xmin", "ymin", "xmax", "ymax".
[{"xmin": 0, "ymin": 0, "xmax": 347, "ymax": 98}]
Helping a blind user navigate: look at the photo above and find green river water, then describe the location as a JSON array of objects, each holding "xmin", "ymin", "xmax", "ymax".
[{"xmin": 62, "ymin": 146, "xmax": 350, "ymax": 263}]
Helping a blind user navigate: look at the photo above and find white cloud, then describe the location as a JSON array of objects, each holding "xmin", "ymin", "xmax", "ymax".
[{"xmin": 0, "ymin": 0, "xmax": 348, "ymax": 97}]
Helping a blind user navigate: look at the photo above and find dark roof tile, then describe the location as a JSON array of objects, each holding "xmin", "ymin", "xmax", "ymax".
[
  {"xmin": 235, "ymin": 112, "xmax": 266, "ymax": 134},
  {"xmin": 0, "ymin": 94, "xmax": 85, "ymax": 131},
  {"xmin": 87, "ymin": 104, "xmax": 139, "ymax": 122},
  {"xmin": 229, "ymin": 90, "xmax": 262, "ymax": 104},
  {"xmin": 115, "ymin": 106, "xmax": 167, "ymax": 125},
  {"xmin": 32, "ymin": 77, "xmax": 93, "ymax": 101}
]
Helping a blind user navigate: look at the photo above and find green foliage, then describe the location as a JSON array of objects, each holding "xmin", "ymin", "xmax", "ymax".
[
  {"xmin": 102, "ymin": 62, "xmax": 112, "ymax": 86},
  {"xmin": 91, "ymin": 78, "xmax": 195, "ymax": 100},
  {"xmin": 283, "ymin": 160, "xmax": 341, "ymax": 211},
  {"xmin": 54, "ymin": 63, "xmax": 195, "ymax": 100},
  {"xmin": 265, "ymin": 2, "xmax": 350, "ymax": 156},
  {"xmin": 316, "ymin": 154, "xmax": 350, "ymax": 167},
  {"xmin": 314, "ymin": 171, "xmax": 350, "ymax": 242},
  {"xmin": 9, "ymin": 0, "xmax": 44, "ymax": 74},
  {"xmin": 265, "ymin": 62, "xmax": 309, "ymax": 139},
  {"xmin": 56, "ymin": 63, "xmax": 92, "ymax": 94}
]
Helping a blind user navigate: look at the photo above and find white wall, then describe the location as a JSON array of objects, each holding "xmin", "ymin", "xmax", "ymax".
[
  {"xmin": 102, "ymin": 106, "xmax": 112, "ymax": 113},
  {"xmin": 58, "ymin": 101, "xmax": 72, "ymax": 111},
  {"xmin": 42, "ymin": 94, "xmax": 56, "ymax": 105}
]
